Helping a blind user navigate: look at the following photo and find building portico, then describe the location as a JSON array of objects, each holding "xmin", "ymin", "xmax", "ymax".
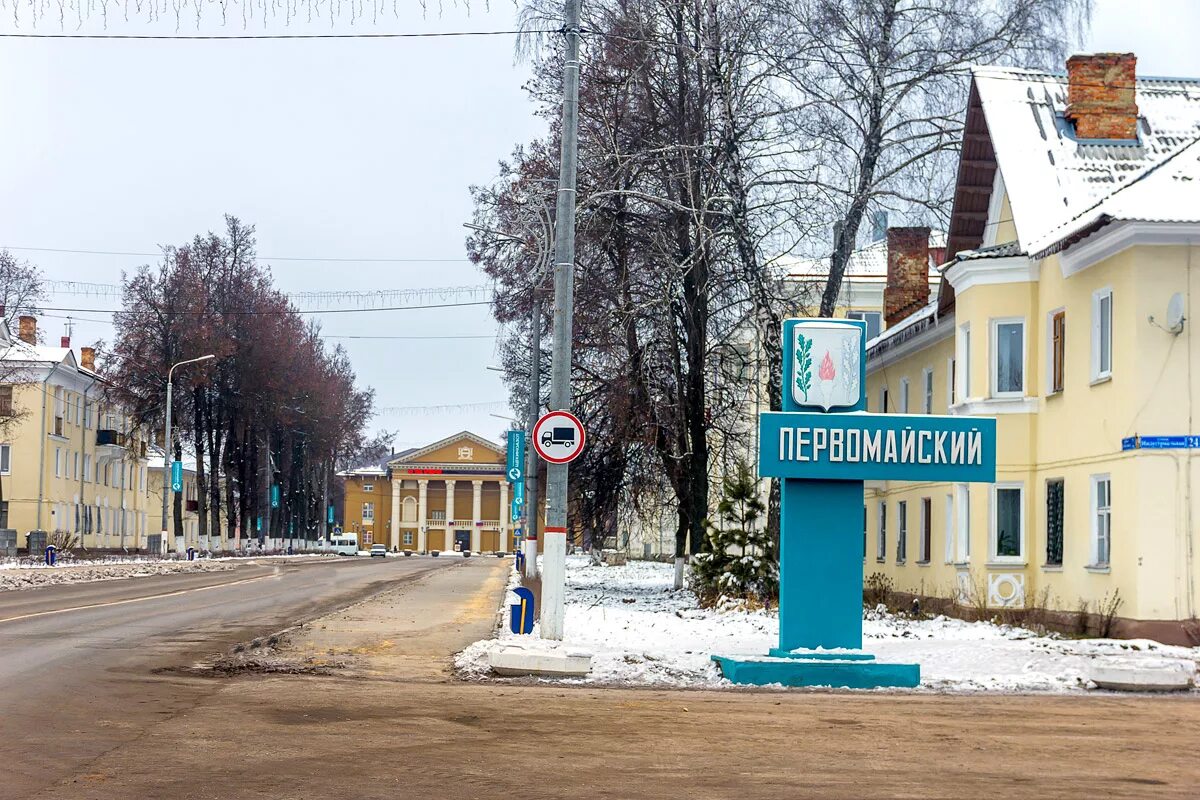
[{"xmin": 355, "ymin": 431, "xmax": 511, "ymax": 554}]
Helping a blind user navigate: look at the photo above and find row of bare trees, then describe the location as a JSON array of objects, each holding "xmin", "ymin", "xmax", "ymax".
[
  {"xmin": 106, "ymin": 216, "xmax": 386, "ymax": 546},
  {"xmin": 470, "ymin": 0, "xmax": 1089, "ymax": 563}
]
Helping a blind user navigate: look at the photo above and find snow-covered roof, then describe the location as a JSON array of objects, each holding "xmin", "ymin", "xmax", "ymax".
[
  {"xmin": 146, "ymin": 445, "xmax": 198, "ymax": 473},
  {"xmin": 970, "ymin": 65, "xmax": 1200, "ymax": 255},
  {"xmin": 782, "ymin": 231, "xmax": 947, "ymax": 280}
]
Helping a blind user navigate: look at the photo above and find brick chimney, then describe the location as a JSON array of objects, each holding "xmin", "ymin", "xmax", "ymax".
[
  {"xmin": 80, "ymin": 346, "xmax": 96, "ymax": 372},
  {"xmin": 17, "ymin": 315, "xmax": 36, "ymax": 345},
  {"xmin": 884, "ymin": 227, "xmax": 931, "ymax": 328},
  {"xmin": 1065, "ymin": 53, "xmax": 1138, "ymax": 140}
]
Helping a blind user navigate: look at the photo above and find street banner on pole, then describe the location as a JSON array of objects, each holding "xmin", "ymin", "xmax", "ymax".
[
  {"xmin": 270, "ymin": 485, "xmax": 280, "ymax": 509},
  {"xmin": 170, "ymin": 461, "xmax": 183, "ymax": 493},
  {"xmin": 506, "ymin": 430, "xmax": 526, "ymax": 482}
]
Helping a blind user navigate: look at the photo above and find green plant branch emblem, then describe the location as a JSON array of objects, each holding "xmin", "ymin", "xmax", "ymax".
[{"xmin": 795, "ymin": 332, "xmax": 813, "ymax": 401}]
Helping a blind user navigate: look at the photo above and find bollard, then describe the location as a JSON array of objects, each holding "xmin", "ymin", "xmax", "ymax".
[
  {"xmin": 44, "ymin": 545, "xmax": 56, "ymax": 566},
  {"xmin": 186, "ymin": 547, "xmax": 196, "ymax": 562},
  {"xmin": 515, "ymin": 551, "xmax": 526, "ymax": 573},
  {"xmin": 510, "ymin": 586, "xmax": 535, "ymax": 634}
]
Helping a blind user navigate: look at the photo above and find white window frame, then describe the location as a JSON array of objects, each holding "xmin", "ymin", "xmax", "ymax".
[
  {"xmin": 878, "ymin": 385, "xmax": 889, "ymax": 414},
  {"xmin": 988, "ymin": 482, "xmax": 1026, "ymax": 564},
  {"xmin": 898, "ymin": 378, "xmax": 910, "ymax": 413},
  {"xmin": 990, "ymin": 317, "xmax": 1026, "ymax": 398},
  {"xmin": 847, "ymin": 310, "xmax": 882, "ymax": 341},
  {"xmin": 922, "ymin": 367, "xmax": 934, "ymax": 414},
  {"xmin": 1046, "ymin": 306, "xmax": 1066, "ymax": 396},
  {"xmin": 956, "ymin": 324, "xmax": 972, "ymax": 400},
  {"xmin": 362, "ymin": 483, "xmax": 375, "ymax": 493},
  {"xmin": 955, "ymin": 483, "xmax": 971, "ymax": 563},
  {"xmin": 1091, "ymin": 287, "xmax": 1113, "ymax": 382},
  {"xmin": 0, "ymin": 443, "xmax": 10, "ymax": 475},
  {"xmin": 1090, "ymin": 474, "xmax": 1112, "ymax": 568},
  {"xmin": 403, "ymin": 531, "xmax": 414, "ymax": 546},
  {"xmin": 876, "ymin": 501, "xmax": 887, "ymax": 562},
  {"xmin": 896, "ymin": 500, "xmax": 907, "ymax": 563},
  {"xmin": 361, "ymin": 501, "xmax": 375, "ymax": 523},
  {"xmin": 54, "ymin": 447, "xmax": 62, "ymax": 478},
  {"xmin": 946, "ymin": 357, "xmax": 956, "ymax": 406},
  {"xmin": 943, "ymin": 493, "xmax": 954, "ymax": 563},
  {"xmin": 83, "ymin": 454, "xmax": 92, "ymax": 482},
  {"xmin": 918, "ymin": 497, "xmax": 931, "ymax": 563}
]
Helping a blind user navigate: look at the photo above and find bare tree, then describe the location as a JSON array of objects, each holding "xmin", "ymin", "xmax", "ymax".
[{"xmin": 760, "ymin": 0, "xmax": 1091, "ymax": 316}]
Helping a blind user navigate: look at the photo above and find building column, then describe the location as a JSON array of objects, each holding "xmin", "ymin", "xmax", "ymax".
[
  {"xmin": 471, "ymin": 480, "xmax": 483, "ymax": 552},
  {"xmin": 499, "ymin": 480, "xmax": 510, "ymax": 554},
  {"xmin": 390, "ymin": 478, "xmax": 401, "ymax": 551},
  {"xmin": 417, "ymin": 480, "xmax": 428, "ymax": 552},
  {"xmin": 444, "ymin": 479, "xmax": 456, "ymax": 551}
]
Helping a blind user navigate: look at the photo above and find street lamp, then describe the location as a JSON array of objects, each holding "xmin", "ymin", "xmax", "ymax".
[{"xmin": 161, "ymin": 354, "xmax": 215, "ymax": 551}]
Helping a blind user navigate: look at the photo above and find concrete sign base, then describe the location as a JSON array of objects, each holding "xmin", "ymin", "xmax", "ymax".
[{"xmin": 712, "ymin": 652, "xmax": 919, "ymax": 689}]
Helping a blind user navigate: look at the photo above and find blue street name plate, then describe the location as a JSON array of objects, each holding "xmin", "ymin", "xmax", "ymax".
[
  {"xmin": 759, "ymin": 411, "xmax": 997, "ymax": 483},
  {"xmin": 1123, "ymin": 435, "xmax": 1200, "ymax": 450}
]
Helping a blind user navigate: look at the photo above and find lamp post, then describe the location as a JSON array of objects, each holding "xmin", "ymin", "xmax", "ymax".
[{"xmin": 162, "ymin": 354, "xmax": 215, "ymax": 552}]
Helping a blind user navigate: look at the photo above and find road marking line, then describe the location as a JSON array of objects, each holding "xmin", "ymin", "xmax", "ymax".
[{"xmin": 0, "ymin": 573, "xmax": 276, "ymax": 626}]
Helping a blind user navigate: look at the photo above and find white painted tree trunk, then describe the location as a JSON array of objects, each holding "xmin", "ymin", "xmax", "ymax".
[
  {"xmin": 524, "ymin": 536, "xmax": 539, "ymax": 578},
  {"xmin": 674, "ymin": 556, "xmax": 687, "ymax": 589},
  {"xmin": 541, "ymin": 532, "xmax": 567, "ymax": 640}
]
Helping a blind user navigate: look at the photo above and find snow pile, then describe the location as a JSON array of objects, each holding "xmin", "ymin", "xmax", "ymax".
[
  {"xmin": 0, "ymin": 558, "xmax": 237, "ymax": 591},
  {"xmin": 457, "ymin": 556, "xmax": 1200, "ymax": 693}
]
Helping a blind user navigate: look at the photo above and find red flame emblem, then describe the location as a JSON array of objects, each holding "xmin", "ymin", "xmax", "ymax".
[{"xmin": 819, "ymin": 351, "xmax": 836, "ymax": 381}]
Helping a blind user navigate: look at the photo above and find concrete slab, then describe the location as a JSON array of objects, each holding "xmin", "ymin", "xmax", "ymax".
[
  {"xmin": 1090, "ymin": 663, "xmax": 1194, "ymax": 692},
  {"xmin": 488, "ymin": 646, "xmax": 593, "ymax": 678}
]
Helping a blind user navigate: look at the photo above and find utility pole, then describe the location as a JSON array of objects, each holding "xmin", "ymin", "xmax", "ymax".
[
  {"xmin": 162, "ymin": 354, "xmax": 214, "ymax": 553},
  {"xmin": 541, "ymin": 0, "xmax": 582, "ymax": 641},
  {"xmin": 524, "ymin": 294, "xmax": 541, "ymax": 578}
]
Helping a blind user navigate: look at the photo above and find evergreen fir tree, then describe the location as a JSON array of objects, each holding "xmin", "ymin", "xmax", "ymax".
[{"xmin": 689, "ymin": 461, "xmax": 777, "ymax": 606}]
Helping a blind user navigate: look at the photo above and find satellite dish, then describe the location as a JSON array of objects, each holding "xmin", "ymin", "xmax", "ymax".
[{"xmin": 1166, "ymin": 293, "xmax": 1187, "ymax": 334}]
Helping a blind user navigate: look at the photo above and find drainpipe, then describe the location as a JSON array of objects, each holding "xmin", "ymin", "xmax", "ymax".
[
  {"xmin": 35, "ymin": 364, "xmax": 60, "ymax": 532},
  {"xmin": 79, "ymin": 376, "xmax": 96, "ymax": 547}
]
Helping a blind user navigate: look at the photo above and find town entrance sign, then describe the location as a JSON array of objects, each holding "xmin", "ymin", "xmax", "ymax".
[{"xmin": 713, "ymin": 318, "xmax": 997, "ymax": 688}]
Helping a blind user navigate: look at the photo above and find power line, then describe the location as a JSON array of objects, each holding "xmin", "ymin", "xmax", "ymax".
[
  {"xmin": 326, "ymin": 334, "xmax": 497, "ymax": 340},
  {"xmin": 23, "ymin": 299, "xmax": 491, "ymax": 316},
  {"xmin": 3, "ymin": 245, "xmax": 470, "ymax": 263},
  {"xmin": 0, "ymin": 28, "xmax": 554, "ymax": 41}
]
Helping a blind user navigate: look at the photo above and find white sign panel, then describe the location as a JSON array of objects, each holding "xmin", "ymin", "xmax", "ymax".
[
  {"xmin": 533, "ymin": 410, "xmax": 586, "ymax": 464},
  {"xmin": 791, "ymin": 321, "xmax": 862, "ymax": 411}
]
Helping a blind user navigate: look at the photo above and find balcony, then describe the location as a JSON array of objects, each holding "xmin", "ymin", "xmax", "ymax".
[
  {"xmin": 96, "ymin": 429, "xmax": 127, "ymax": 447},
  {"xmin": 96, "ymin": 429, "xmax": 127, "ymax": 462}
]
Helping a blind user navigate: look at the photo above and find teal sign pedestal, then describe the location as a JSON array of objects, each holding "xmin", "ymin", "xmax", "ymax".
[{"xmin": 712, "ymin": 318, "xmax": 995, "ymax": 690}]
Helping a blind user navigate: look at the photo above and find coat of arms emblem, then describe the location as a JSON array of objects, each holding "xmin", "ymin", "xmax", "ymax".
[
  {"xmin": 457, "ymin": 446, "xmax": 474, "ymax": 460},
  {"xmin": 792, "ymin": 322, "xmax": 862, "ymax": 411}
]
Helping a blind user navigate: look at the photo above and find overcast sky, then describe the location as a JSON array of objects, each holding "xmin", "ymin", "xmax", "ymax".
[{"xmin": 1, "ymin": 0, "xmax": 1197, "ymax": 455}]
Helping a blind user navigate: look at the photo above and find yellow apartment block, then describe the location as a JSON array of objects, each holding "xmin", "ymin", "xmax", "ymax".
[
  {"xmin": 859, "ymin": 54, "xmax": 1200, "ymax": 644},
  {"xmin": 0, "ymin": 317, "xmax": 153, "ymax": 549}
]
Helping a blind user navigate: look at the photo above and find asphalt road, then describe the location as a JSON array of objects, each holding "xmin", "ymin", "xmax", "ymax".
[{"xmin": 0, "ymin": 555, "xmax": 459, "ymax": 799}]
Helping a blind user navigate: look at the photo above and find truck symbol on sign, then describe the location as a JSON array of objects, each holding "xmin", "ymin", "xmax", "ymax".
[{"xmin": 541, "ymin": 427, "xmax": 576, "ymax": 448}]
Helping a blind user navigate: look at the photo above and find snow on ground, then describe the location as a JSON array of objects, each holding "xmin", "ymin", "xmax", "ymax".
[
  {"xmin": 457, "ymin": 556, "xmax": 1200, "ymax": 693},
  {"xmin": 0, "ymin": 553, "xmax": 338, "ymax": 591}
]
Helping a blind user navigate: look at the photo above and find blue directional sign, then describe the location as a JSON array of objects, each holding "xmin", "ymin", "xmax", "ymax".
[
  {"xmin": 506, "ymin": 430, "xmax": 526, "ymax": 483},
  {"xmin": 510, "ymin": 586, "xmax": 535, "ymax": 634},
  {"xmin": 270, "ymin": 484, "xmax": 280, "ymax": 509},
  {"xmin": 713, "ymin": 317, "xmax": 998, "ymax": 691},
  {"xmin": 170, "ymin": 460, "xmax": 183, "ymax": 493},
  {"xmin": 327, "ymin": 504, "xmax": 335, "ymax": 524}
]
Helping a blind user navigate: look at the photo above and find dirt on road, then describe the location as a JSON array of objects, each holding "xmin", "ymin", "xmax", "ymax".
[{"xmin": 27, "ymin": 557, "xmax": 1200, "ymax": 800}]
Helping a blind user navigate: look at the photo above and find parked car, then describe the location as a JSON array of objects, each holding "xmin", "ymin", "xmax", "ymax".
[{"xmin": 369, "ymin": 544, "xmax": 388, "ymax": 558}]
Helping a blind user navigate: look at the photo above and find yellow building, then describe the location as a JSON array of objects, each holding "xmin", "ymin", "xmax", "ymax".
[
  {"xmin": 341, "ymin": 431, "xmax": 513, "ymax": 553},
  {"xmin": 861, "ymin": 53, "xmax": 1200, "ymax": 643},
  {"xmin": 147, "ymin": 449, "xmax": 221, "ymax": 552},
  {"xmin": 0, "ymin": 316, "xmax": 153, "ymax": 550}
]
